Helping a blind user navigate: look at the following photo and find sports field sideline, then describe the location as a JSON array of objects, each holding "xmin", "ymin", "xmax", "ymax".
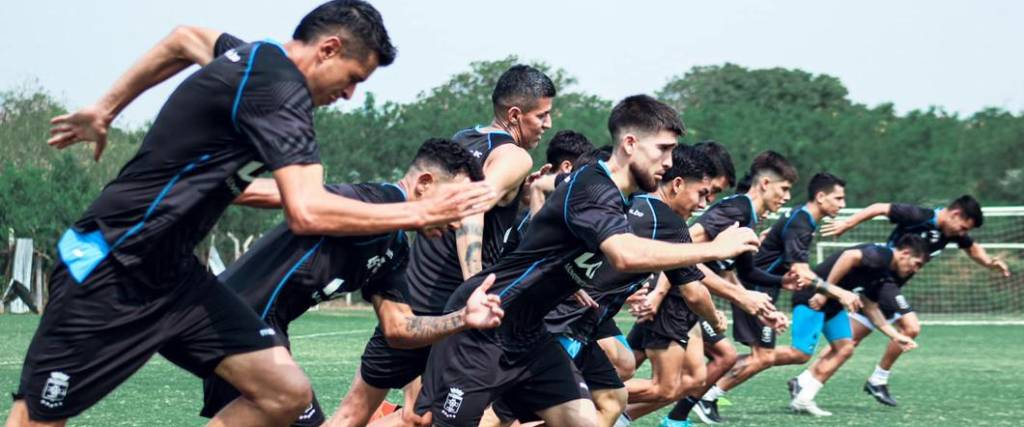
[{"xmin": 1, "ymin": 310, "xmax": 1020, "ymax": 426}]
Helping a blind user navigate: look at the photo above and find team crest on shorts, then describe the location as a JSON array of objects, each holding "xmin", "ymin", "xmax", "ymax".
[
  {"xmin": 761, "ymin": 326, "xmax": 773, "ymax": 343},
  {"xmin": 442, "ymin": 387, "xmax": 464, "ymax": 418},
  {"xmin": 40, "ymin": 371, "xmax": 70, "ymax": 408}
]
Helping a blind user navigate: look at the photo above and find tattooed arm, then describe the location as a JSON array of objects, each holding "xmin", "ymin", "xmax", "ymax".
[
  {"xmin": 373, "ymin": 274, "xmax": 504, "ymax": 349},
  {"xmin": 456, "ymin": 213, "xmax": 485, "ymax": 279}
]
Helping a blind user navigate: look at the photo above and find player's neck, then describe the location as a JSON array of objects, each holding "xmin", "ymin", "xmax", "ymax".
[
  {"xmin": 745, "ymin": 189, "xmax": 769, "ymax": 217},
  {"xmin": 805, "ymin": 202, "xmax": 826, "ymax": 221},
  {"xmin": 604, "ymin": 154, "xmax": 639, "ymax": 197},
  {"xmin": 484, "ymin": 119, "xmax": 524, "ymax": 147},
  {"xmin": 394, "ymin": 177, "xmax": 414, "ymax": 202}
]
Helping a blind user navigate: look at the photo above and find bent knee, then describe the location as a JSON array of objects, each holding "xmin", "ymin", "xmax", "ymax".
[{"xmin": 260, "ymin": 368, "xmax": 313, "ymax": 416}]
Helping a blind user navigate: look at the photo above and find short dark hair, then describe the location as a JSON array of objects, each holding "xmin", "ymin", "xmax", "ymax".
[
  {"xmin": 948, "ymin": 194, "xmax": 984, "ymax": 228},
  {"xmin": 748, "ymin": 150, "xmax": 799, "ymax": 184},
  {"xmin": 807, "ymin": 172, "xmax": 846, "ymax": 201},
  {"xmin": 410, "ymin": 138, "xmax": 484, "ymax": 181},
  {"xmin": 662, "ymin": 144, "xmax": 715, "ymax": 182},
  {"xmin": 607, "ymin": 95, "xmax": 686, "ymax": 142},
  {"xmin": 574, "ymin": 146, "xmax": 613, "ymax": 167},
  {"xmin": 491, "ymin": 65, "xmax": 556, "ymax": 116},
  {"xmin": 546, "ymin": 130, "xmax": 594, "ymax": 167},
  {"xmin": 694, "ymin": 140, "xmax": 736, "ymax": 188},
  {"xmin": 293, "ymin": 0, "xmax": 397, "ymax": 66},
  {"xmin": 894, "ymin": 234, "xmax": 930, "ymax": 259}
]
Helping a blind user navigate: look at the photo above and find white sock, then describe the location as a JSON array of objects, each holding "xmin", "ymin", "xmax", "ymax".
[
  {"xmin": 796, "ymin": 370, "xmax": 823, "ymax": 401},
  {"xmin": 868, "ymin": 365, "xmax": 891, "ymax": 386},
  {"xmin": 703, "ymin": 385, "xmax": 726, "ymax": 401}
]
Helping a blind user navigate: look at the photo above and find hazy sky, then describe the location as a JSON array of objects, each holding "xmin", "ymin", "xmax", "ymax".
[{"xmin": 2, "ymin": 1, "xmax": 1022, "ymax": 127}]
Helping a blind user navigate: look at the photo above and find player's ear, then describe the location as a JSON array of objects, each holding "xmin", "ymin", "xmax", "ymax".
[
  {"xmin": 621, "ymin": 134, "xmax": 637, "ymax": 156},
  {"xmin": 559, "ymin": 160, "xmax": 573, "ymax": 174},
  {"xmin": 506, "ymin": 106, "xmax": 523, "ymax": 126},
  {"xmin": 415, "ymin": 172, "xmax": 435, "ymax": 197},
  {"xmin": 672, "ymin": 177, "xmax": 685, "ymax": 194},
  {"xmin": 318, "ymin": 36, "xmax": 343, "ymax": 61}
]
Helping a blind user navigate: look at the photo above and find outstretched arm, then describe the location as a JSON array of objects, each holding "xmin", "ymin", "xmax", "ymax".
[
  {"xmin": 273, "ymin": 164, "xmax": 495, "ymax": 236},
  {"xmin": 821, "ymin": 202, "xmax": 890, "ymax": 237},
  {"xmin": 600, "ymin": 224, "xmax": 759, "ymax": 273},
  {"xmin": 373, "ymin": 274, "xmax": 503, "ymax": 349},
  {"xmin": 49, "ymin": 26, "xmax": 222, "ymax": 160},
  {"xmin": 965, "ymin": 243, "xmax": 1012, "ymax": 277}
]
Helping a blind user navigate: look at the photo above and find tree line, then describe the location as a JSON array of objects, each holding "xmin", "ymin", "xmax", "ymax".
[{"xmin": 2, "ymin": 58, "xmax": 1023, "ymax": 270}]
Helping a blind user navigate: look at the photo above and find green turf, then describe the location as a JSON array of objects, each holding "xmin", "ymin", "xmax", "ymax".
[{"xmin": 2, "ymin": 311, "xmax": 1022, "ymax": 426}]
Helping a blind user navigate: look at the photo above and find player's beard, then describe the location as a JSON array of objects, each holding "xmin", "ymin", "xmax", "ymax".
[{"xmin": 630, "ymin": 162, "xmax": 659, "ymax": 193}]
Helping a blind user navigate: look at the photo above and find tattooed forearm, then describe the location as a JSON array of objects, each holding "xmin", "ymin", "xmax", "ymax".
[
  {"xmin": 400, "ymin": 310, "xmax": 467, "ymax": 346},
  {"xmin": 457, "ymin": 218, "xmax": 484, "ymax": 278}
]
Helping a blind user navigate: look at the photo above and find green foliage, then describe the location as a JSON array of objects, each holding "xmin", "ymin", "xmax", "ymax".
[{"xmin": 2, "ymin": 61, "xmax": 1023, "ymax": 269}]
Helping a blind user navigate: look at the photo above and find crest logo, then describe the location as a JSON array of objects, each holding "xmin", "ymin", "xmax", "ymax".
[
  {"xmin": 442, "ymin": 387, "xmax": 464, "ymax": 418},
  {"xmin": 40, "ymin": 372, "xmax": 69, "ymax": 408}
]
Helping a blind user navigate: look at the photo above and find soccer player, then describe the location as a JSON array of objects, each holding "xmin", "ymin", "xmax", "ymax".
[
  {"xmin": 529, "ymin": 144, "xmax": 721, "ymax": 427},
  {"xmin": 772, "ymin": 235, "xmax": 928, "ymax": 416},
  {"xmin": 817, "ymin": 195, "xmax": 1011, "ymax": 406},
  {"xmin": 663, "ymin": 149, "xmax": 806, "ymax": 421},
  {"xmin": 699, "ymin": 172, "xmax": 847, "ymax": 422},
  {"xmin": 412, "ymin": 95, "xmax": 761, "ymax": 427},
  {"xmin": 12, "ymin": 2, "xmax": 494, "ymax": 426},
  {"xmin": 197, "ymin": 138, "xmax": 506, "ymax": 426},
  {"xmin": 331, "ymin": 65, "xmax": 556, "ymax": 427}
]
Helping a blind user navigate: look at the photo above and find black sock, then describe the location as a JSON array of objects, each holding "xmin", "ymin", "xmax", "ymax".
[{"xmin": 667, "ymin": 396, "xmax": 699, "ymax": 421}]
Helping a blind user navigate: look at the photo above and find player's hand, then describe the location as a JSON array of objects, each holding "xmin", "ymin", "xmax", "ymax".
[
  {"xmin": 837, "ymin": 289, "xmax": 863, "ymax": 313},
  {"xmin": 808, "ymin": 293, "xmax": 828, "ymax": 311},
  {"xmin": 711, "ymin": 223, "xmax": 760, "ymax": 259},
  {"xmin": 406, "ymin": 409, "xmax": 432, "ymax": 427},
  {"xmin": 422, "ymin": 182, "xmax": 497, "ymax": 226},
  {"xmin": 627, "ymin": 284, "xmax": 656, "ymax": 323},
  {"xmin": 758, "ymin": 227, "xmax": 771, "ymax": 242},
  {"xmin": 989, "ymin": 257, "xmax": 1011, "ymax": 278},
  {"xmin": 463, "ymin": 274, "xmax": 503, "ymax": 330},
  {"xmin": 710, "ymin": 310, "xmax": 729, "ymax": 334},
  {"xmin": 758, "ymin": 310, "xmax": 790, "ymax": 332},
  {"xmin": 48, "ymin": 104, "xmax": 112, "ymax": 161},
  {"xmin": 783, "ymin": 269, "xmax": 815, "ymax": 291},
  {"xmin": 893, "ymin": 334, "xmax": 918, "ymax": 352},
  {"xmin": 525, "ymin": 163, "xmax": 553, "ymax": 187},
  {"xmin": 573, "ymin": 289, "xmax": 599, "ymax": 309},
  {"xmin": 820, "ymin": 219, "xmax": 850, "ymax": 237},
  {"xmin": 739, "ymin": 290, "xmax": 775, "ymax": 316}
]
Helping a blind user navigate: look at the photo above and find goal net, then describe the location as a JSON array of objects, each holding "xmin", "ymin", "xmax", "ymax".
[{"xmin": 709, "ymin": 206, "xmax": 1023, "ymax": 323}]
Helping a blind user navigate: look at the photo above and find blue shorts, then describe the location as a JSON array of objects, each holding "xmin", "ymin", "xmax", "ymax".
[{"xmin": 790, "ymin": 305, "xmax": 853, "ymax": 356}]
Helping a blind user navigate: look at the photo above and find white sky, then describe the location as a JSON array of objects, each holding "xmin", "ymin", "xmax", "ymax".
[{"xmin": 2, "ymin": 0, "xmax": 1022, "ymax": 127}]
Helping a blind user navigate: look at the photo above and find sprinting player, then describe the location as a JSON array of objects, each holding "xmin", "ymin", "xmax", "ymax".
[
  {"xmin": 701, "ymin": 172, "xmax": 846, "ymax": 422},
  {"xmin": 772, "ymin": 235, "xmax": 928, "ymax": 416},
  {"xmin": 505, "ymin": 144, "xmax": 721, "ymax": 427},
  {"xmin": 817, "ymin": 195, "xmax": 1011, "ymax": 405},
  {"xmin": 331, "ymin": 65, "xmax": 556, "ymax": 427},
  {"xmin": 412, "ymin": 95, "xmax": 762, "ymax": 427},
  {"xmin": 11, "ymin": 2, "xmax": 495, "ymax": 426},
  {"xmin": 661, "ymin": 151, "xmax": 800, "ymax": 424},
  {"xmin": 199, "ymin": 139, "xmax": 506, "ymax": 426}
]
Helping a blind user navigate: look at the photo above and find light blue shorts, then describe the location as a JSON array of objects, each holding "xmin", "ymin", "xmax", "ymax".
[{"xmin": 791, "ymin": 305, "xmax": 853, "ymax": 356}]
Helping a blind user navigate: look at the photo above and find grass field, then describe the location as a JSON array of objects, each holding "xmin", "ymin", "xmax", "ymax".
[{"xmin": 2, "ymin": 310, "xmax": 1022, "ymax": 426}]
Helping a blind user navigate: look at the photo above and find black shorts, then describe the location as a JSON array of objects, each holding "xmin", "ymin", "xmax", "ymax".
[
  {"xmin": 700, "ymin": 319, "xmax": 727, "ymax": 345},
  {"xmin": 200, "ymin": 318, "xmax": 324, "ymax": 426},
  {"xmin": 876, "ymin": 282, "xmax": 914, "ymax": 318},
  {"xmin": 732, "ymin": 307, "xmax": 775, "ymax": 349},
  {"xmin": 492, "ymin": 336, "xmax": 622, "ymax": 424},
  {"xmin": 593, "ymin": 317, "xmax": 624, "ymax": 341},
  {"xmin": 628, "ymin": 296, "xmax": 700, "ymax": 350},
  {"xmin": 16, "ymin": 261, "xmax": 281, "ymax": 421},
  {"xmin": 414, "ymin": 330, "xmax": 589, "ymax": 427},
  {"xmin": 359, "ymin": 325, "xmax": 432, "ymax": 389}
]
